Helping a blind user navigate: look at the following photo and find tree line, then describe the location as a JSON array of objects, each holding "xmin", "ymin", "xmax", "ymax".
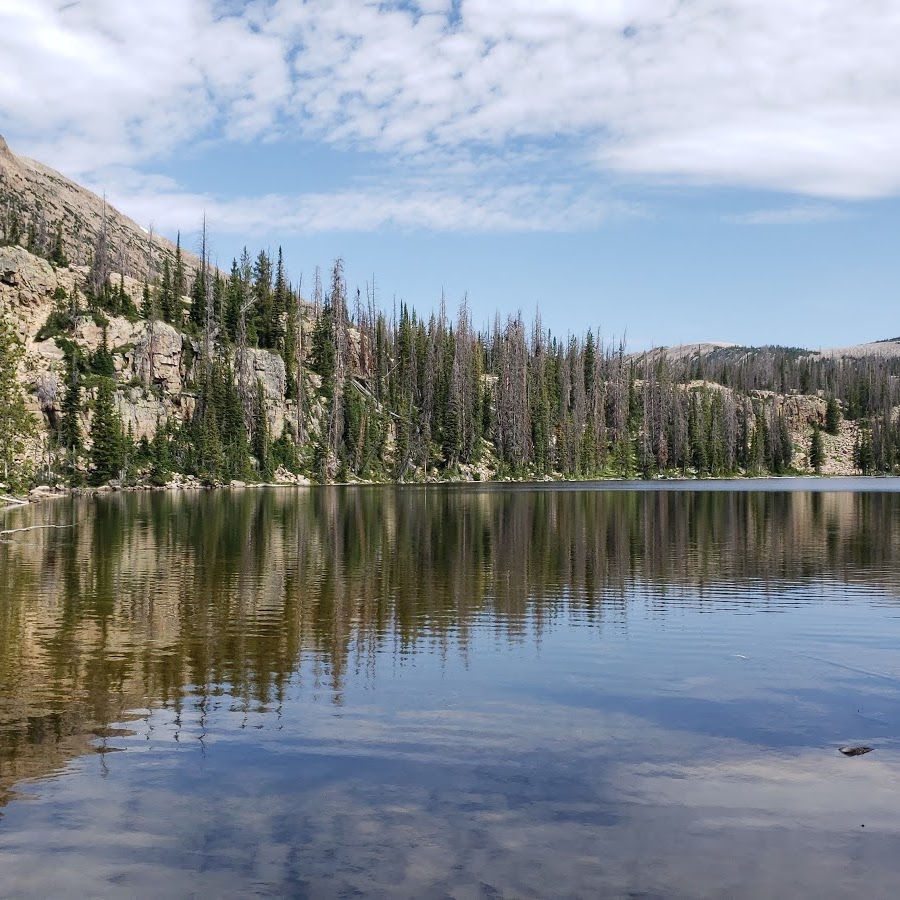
[{"xmin": 3, "ymin": 225, "xmax": 900, "ymax": 488}]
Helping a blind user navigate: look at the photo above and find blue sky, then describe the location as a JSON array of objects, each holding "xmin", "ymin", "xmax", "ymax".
[{"xmin": 2, "ymin": 0, "xmax": 898, "ymax": 349}]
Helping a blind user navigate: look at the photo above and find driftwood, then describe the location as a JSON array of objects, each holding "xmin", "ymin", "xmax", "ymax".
[{"xmin": 0, "ymin": 524, "xmax": 73, "ymax": 542}]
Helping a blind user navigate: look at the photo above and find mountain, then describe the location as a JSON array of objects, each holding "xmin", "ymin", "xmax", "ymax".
[
  {"xmin": 0, "ymin": 133, "xmax": 898, "ymax": 491},
  {"xmin": 0, "ymin": 133, "xmax": 197, "ymax": 280},
  {"xmin": 633, "ymin": 339, "xmax": 900, "ymax": 364}
]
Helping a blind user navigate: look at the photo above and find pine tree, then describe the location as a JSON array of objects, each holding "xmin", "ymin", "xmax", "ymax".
[
  {"xmin": 217, "ymin": 360, "xmax": 249, "ymax": 480},
  {"xmin": 252, "ymin": 250, "xmax": 274, "ymax": 348},
  {"xmin": 283, "ymin": 297, "xmax": 298, "ymax": 399},
  {"xmin": 771, "ymin": 412, "xmax": 793, "ymax": 473},
  {"xmin": 141, "ymin": 278, "xmax": 156, "ymax": 321},
  {"xmin": 195, "ymin": 400, "xmax": 224, "ymax": 484},
  {"xmin": 394, "ymin": 395, "xmax": 413, "ymax": 480},
  {"xmin": 89, "ymin": 378, "xmax": 124, "ymax": 484},
  {"xmin": 4, "ymin": 208, "xmax": 22, "ymax": 246},
  {"xmin": 251, "ymin": 379, "xmax": 273, "ymax": 479},
  {"xmin": 855, "ymin": 426, "xmax": 875, "ymax": 474},
  {"xmin": 224, "ymin": 259, "xmax": 243, "ymax": 344},
  {"xmin": 809, "ymin": 424, "xmax": 824, "ymax": 473},
  {"xmin": 189, "ymin": 269, "xmax": 206, "ymax": 330},
  {"xmin": 117, "ymin": 274, "xmax": 136, "ymax": 317},
  {"xmin": 749, "ymin": 404, "xmax": 767, "ymax": 474},
  {"xmin": 159, "ymin": 258, "xmax": 174, "ymax": 324},
  {"xmin": 90, "ymin": 327, "xmax": 115, "ymax": 376},
  {"xmin": 148, "ymin": 420, "xmax": 171, "ymax": 486},
  {"xmin": 311, "ymin": 303, "xmax": 336, "ymax": 383},
  {"xmin": 272, "ymin": 427, "xmax": 300, "ymax": 473},
  {"xmin": 271, "ymin": 247, "xmax": 288, "ymax": 351},
  {"xmin": 213, "ymin": 273, "xmax": 225, "ymax": 334},
  {"xmin": 825, "ymin": 396, "xmax": 841, "ymax": 435},
  {"xmin": 60, "ymin": 354, "xmax": 83, "ymax": 454},
  {"xmin": 343, "ymin": 385, "xmax": 367, "ymax": 475},
  {"xmin": 49, "ymin": 221, "xmax": 69, "ymax": 267},
  {"xmin": 122, "ymin": 421, "xmax": 135, "ymax": 483}
]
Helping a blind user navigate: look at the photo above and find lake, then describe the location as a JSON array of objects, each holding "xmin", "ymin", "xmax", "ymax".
[{"xmin": 1, "ymin": 480, "xmax": 899, "ymax": 898}]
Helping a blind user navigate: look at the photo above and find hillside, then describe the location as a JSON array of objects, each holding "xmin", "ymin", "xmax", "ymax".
[
  {"xmin": 0, "ymin": 236, "xmax": 889, "ymax": 489},
  {"xmin": 1, "ymin": 134, "xmax": 899, "ymax": 492},
  {"xmin": 0, "ymin": 243, "xmax": 317, "ymax": 484},
  {"xmin": 634, "ymin": 338, "xmax": 900, "ymax": 364},
  {"xmin": 0, "ymin": 133, "xmax": 199, "ymax": 282}
]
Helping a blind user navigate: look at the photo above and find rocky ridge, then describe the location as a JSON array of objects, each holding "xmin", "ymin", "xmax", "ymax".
[
  {"xmin": 0, "ymin": 133, "xmax": 200, "ymax": 282},
  {"xmin": 636, "ymin": 339, "xmax": 900, "ymax": 364}
]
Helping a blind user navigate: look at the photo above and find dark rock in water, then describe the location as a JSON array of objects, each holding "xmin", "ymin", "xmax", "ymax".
[{"xmin": 839, "ymin": 746, "xmax": 874, "ymax": 757}]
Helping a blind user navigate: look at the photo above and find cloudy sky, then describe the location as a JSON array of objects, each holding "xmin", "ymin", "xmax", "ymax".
[{"xmin": 2, "ymin": 0, "xmax": 898, "ymax": 347}]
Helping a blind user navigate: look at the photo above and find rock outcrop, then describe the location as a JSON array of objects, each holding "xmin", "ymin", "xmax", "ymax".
[
  {"xmin": 0, "ymin": 244, "xmax": 59, "ymax": 341},
  {"xmin": 0, "ymin": 244, "xmax": 300, "ymax": 455},
  {"xmin": 130, "ymin": 322, "xmax": 192, "ymax": 395}
]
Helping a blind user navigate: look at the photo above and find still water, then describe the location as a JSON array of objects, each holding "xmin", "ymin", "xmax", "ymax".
[{"xmin": 1, "ymin": 480, "xmax": 899, "ymax": 898}]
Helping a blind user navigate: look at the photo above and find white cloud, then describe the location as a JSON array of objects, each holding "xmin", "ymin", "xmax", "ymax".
[
  {"xmin": 2, "ymin": 0, "xmax": 899, "ymax": 232},
  {"xmin": 101, "ymin": 173, "xmax": 639, "ymax": 237},
  {"xmin": 725, "ymin": 205, "xmax": 847, "ymax": 226},
  {"xmin": 0, "ymin": 0, "xmax": 288, "ymax": 170}
]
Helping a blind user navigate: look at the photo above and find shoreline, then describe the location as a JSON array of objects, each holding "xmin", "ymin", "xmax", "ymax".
[{"xmin": 5, "ymin": 471, "xmax": 900, "ymax": 516}]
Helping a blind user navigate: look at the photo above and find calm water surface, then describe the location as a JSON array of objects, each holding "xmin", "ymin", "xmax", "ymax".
[{"xmin": 1, "ymin": 480, "xmax": 899, "ymax": 898}]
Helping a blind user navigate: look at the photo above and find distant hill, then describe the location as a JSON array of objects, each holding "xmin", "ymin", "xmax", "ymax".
[
  {"xmin": 813, "ymin": 339, "xmax": 900, "ymax": 359},
  {"xmin": 634, "ymin": 338, "xmax": 900, "ymax": 364},
  {"xmin": 0, "ymin": 133, "xmax": 199, "ymax": 282}
]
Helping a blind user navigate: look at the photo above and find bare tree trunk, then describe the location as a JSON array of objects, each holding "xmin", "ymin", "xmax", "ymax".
[
  {"xmin": 295, "ymin": 274, "xmax": 306, "ymax": 444},
  {"xmin": 200, "ymin": 214, "xmax": 216, "ymax": 373},
  {"xmin": 91, "ymin": 193, "xmax": 110, "ymax": 298},
  {"xmin": 236, "ymin": 250, "xmax": 254, "ymax": 427},
  {"xmin": 327, "ymin": 259, "xmax": 348, "ymax": 474},
  {"xmin": 1, "ymin": 523, "xmax": 73, "ymax": 542}
]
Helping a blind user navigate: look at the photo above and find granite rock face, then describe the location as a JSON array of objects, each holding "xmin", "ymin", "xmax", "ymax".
[
  {"xmin": 0, "ymin": 245, "xmax": 59, "ymax": 342},
  {"xmin": 0, "ymin": 245, "xmax": 299, "ymax": 454},
  {"xmin": 130, "ymin": 322, "xmax": 191, "ymax": 396}
]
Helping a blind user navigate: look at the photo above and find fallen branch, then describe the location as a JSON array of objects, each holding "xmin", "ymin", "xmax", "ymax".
[
  {"xmin": 350, "ymin": 377, "xmax": 419, "ymax": 428},
  {"xmin": 0, "ymin": 494, "xmax": 28, "ymax": 507},
  {"xmin": 0, "ymin": 524, "xmax": 74, "ymax": 541}
]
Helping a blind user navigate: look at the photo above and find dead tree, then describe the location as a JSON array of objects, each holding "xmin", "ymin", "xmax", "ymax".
[
  {"xmin": 146, "ymin": 224, "xmax": 156, "ymax": 388},
  {"xmin": 294, "ymin": 273, "xmax": 306, "ymax": 443},
  {"xmin": 199, "ymin": 214, "xmax": 217, "ymax": 373},
  {"xmin": 90, "ymin": 193, "xmax": 110, "ymax": 298},
  {"xmin": 325, "ymin": 258, "xmax": 349, "ymax": 473},
  {"xmin": 236, "ymin": 249, "xmax": 255, "ymax": 427}
]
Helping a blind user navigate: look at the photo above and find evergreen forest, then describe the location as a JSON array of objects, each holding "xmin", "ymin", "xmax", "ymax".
[{"xmin": 2, "ymin": 215, "xmax": 900, "ymax": 491}]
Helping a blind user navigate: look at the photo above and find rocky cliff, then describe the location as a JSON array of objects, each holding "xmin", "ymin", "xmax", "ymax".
[{"xmin": 0, "ymin": 244, "xmax": 307, "ymax": 474}]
